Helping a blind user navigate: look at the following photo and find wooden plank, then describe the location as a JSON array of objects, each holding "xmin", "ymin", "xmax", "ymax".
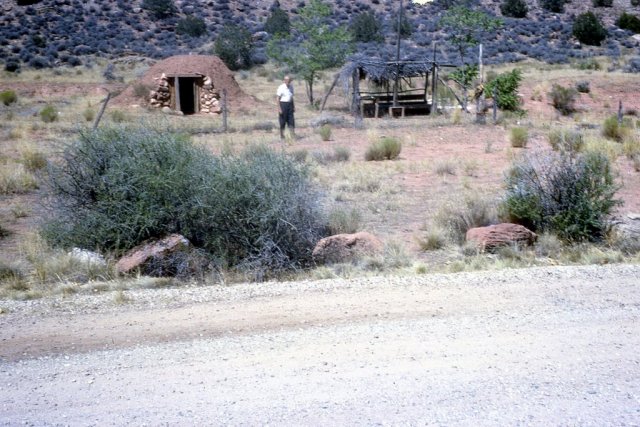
[{"xmin": 175, "ymin": 77, "xmax": 181, "ymax": 112}]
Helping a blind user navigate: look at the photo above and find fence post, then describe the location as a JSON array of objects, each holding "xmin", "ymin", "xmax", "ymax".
[
  {"xmin": 92, "ymin": 92, "xmax": 111, "ymax": 131},
  {"xmin": 618, "ymin": 100, "xmax": 623, "ymax": 125},
  {"xmin": 222, "ymin": 89, "xmax": 228, "ymax": 132},
  {"xmin": 492, "ymin": 86, "xmax": 498, "ymax": 124}
]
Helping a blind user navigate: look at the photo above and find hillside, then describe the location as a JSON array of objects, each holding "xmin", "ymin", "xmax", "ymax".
[{"xmin": 1, "ymin": 0, "xmax": 639, "ymax": 72}]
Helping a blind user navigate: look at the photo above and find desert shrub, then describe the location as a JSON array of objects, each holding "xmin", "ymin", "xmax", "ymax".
[
  {"xmin": 510, "ymin": 127, "xmax": 528, "ymax": 148},
  {"xmin": 82, "ymin": 108, "xmax": 95, "ymax": 122},
  {"xmin": 623, "ymin": 136, "xmax": 640, "ymax": 159},
  {"xmin": 327, "ymin": 207, "xmax": 361, "ymax": 234},
  {"xmin": 214, "ymin": 24, "xmax": 253, "ymax": 71},
  {"xmin": 434, "ymin": 194, "xmax": 498, "ymax": 244},
  {"xmin": 539, "ymin": 0, "xmax": 568, "ymax": 13},
  {"xmin": 39, "ymin": 105, "xmax": 57, "ymax": 123},
  {"xmin": 548, "ymin": 84, "xmax": 578, "ymax": 115},
  {"xmin": 141, "ymin": 0, "xmax": 176, "ymax": 19},
  {"xmin": 392, "ymin": 12, "xmax": 412, "ymax": 38},
  {"xmin": 20, "ymin": 147, "xmax": 47, "ymax": 172},
  {"xmin": 333, "ymin": 146, "xmax": 351, "ymax": 162},
  {"xmin": 42, "ymin": 125, "xmax": 327, "ymax": 277},
  {"xmin": 502, "ymin": 151, "xmax": 621, "ymax": 242},
  {"xmin": 548, "ymin": 128, "xmax": 584, "ymax": 152},
  {"xmin": 176, "ymin": 15, "xmax": 207, "ymax": 37},
  {"xmin": 0, "ymin": 90, "xmax": 17, "ymax": 106},
  {"xmin": 500, "ymin": 0, "xmax": 528, "ymax": 18},
  {"xmin": 602, "ymin": 116, "xmax": 632, "ymax": 142},
  {"xmin": 575, "ymin": 81, "xmax": 590, "ymax": 93},
  {"xmin": 350, "ymin": 11, "xmax": 384, "ymax": 42},
  {"xmin": 592, "ymin": 0, "xmax": 613, "ymax": 6},
  {"xmin": 417, "ymin": 225, "xmax": 449, "ymax": 251},
  {"xmin": 573, "ymin": 12, "xmax": 607, "ymax": 46},
  {"xmin": 575, "ymin": 58, "xmax": 601, "ymax": 70},
  {"xmin": 484, "ymin": 69, "xmax": 523, "ymax": 112},
  {"xmin": 0, "ymin": 162, "xmax": 38, "ymax": 194},
  {"xmin": 265, "ymin": 5, "xmax": 291, "ymax": 36},
  {"xmin": 4, "ymin": 58, "xmax": 21, "ymax": 73},
  {"xmin": 110, "ymin": 110, "xmax": 128, "ymax": 123},
  {"xmin": 365, "ymin": 137, "xmax": 402, "ymax": 161},
  {"xmin": 318, "ymin": 124, "xmax": 332, "ymax": 141},
  {"xmin": 617, "ymin": 12, "xmax": 640, "ymax": 34}
]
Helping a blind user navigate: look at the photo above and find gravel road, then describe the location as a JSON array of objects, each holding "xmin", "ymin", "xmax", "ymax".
[{"xmin": 1, "ymin": 264, "xmax": 639, "ymax": 425}]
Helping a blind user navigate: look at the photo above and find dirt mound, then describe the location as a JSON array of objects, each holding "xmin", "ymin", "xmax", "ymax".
[{"xmin": 115, "ymin": 55, "xmax": 259, "ymax": 110}]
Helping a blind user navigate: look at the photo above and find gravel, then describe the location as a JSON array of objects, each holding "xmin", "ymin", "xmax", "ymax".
[{"xmin": 1, "ymin": 264, "xmax": 639, "ymax": 425}]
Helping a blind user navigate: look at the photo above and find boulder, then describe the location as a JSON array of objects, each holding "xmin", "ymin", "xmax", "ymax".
[
  {"xmin": 68, "ymin": 248, "xmax": 106, "ymax": 267},
  {"xmin": 116, "ymin": 234, "xmax": 190, "ymax": 275},
  {"xmin": 312, "ymin": 232, "xmax": 383, "ymax": 265},
  {"xmin": 466, "ymin": 223, "xmax": 537, "ymax": 253}
]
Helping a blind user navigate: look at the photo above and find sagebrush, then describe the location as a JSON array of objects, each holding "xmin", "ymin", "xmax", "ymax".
[{"xmin": 43, "ymin": 125, "xmax": 327, "ymax": 278}]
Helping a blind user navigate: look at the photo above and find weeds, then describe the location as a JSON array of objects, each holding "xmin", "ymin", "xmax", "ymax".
[
  {"xmin": 0, "ymin": 162, "xmax": 38, "ymax": 194},
  {"xmin": 327, "ymin": 207, "xmax": 362, "ymax": 234},
  {"xmin": 0, "ymin": 90, "xmax": 17, "ymax": 106},
  {"xmin": 434, "ymin": 194, "xmax": 498, "ymax": 244},
  {"xmin": 318, "ymin": 124, "xmax": 332, "ymax": 141},
  {"xmin": 510, "ymin": 127, "xmax": 528, "ymax": 148},
  {"xmin": 40, "ymin": 105, "xmax": 58, "ymax": 123},
  {"xmin": 365, "ymin": 137, "xmax": 402, "ymax": 161}
]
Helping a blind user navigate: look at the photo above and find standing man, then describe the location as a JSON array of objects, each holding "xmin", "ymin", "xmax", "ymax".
[{"xmin": 277, "ymin": 75, "xmax": 295, "ymax": 139}]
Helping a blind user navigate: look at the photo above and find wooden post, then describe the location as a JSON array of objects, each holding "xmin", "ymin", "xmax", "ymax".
[
  {"xmin": 222, "ymin": 89, "xmax": 228, "ymax": 132},
  {"xmin": 492, "ymin": 86, "xmax": 498, "ymax": 124},
  {"xmin": 618, "ymin": 100, "xmax": 623, "ymax": 125},
  {"xmin": 352, "ymin": 68, "xmax": 363, "ymax": 128},
  {"xmin": 431, "ymin": 43, "xmax": 438, "ymax": 115},
  {"xmin": 393, "ymin": 0, "xmax": 403, "ymax": 107},
  {"xmin": 175, "ymin": 77, "xmax": 181, "ymax": 113},
  {"xmin": 92, "ymin": 92, "xmax": 111, "ymax": 131}
]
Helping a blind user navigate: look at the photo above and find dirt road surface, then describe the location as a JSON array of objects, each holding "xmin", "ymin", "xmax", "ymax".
[{"xmin": 1, "ymin": 264, "xmax": 639, "ymax": 425}]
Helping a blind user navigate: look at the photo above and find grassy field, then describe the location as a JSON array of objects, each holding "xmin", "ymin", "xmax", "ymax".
[{"xmin": 1, "ymin": 57, "xmax": 639, "ymax": 299}]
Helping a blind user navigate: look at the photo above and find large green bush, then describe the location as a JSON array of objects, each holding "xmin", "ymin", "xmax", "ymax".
[
  {"xmin": 502, "ymin": 151, "xmax": 622, "ymax": 242},
  {"xmin": 617, "ymin": 12, "xmax": 640, "ymax": 34},
  {"xmin": 350, "ymin": 11, "xmax": 384, "ymax": 42},
  {"xmin": 500, "ymin": 0, "xmax": 528, "ymax": 18},
  {"xmin": 176, "ymin": 15, "xmax": 207, "ymax": 37},
  {"xmin": 43, "ymin": 125, "xmax": 327, "ymax": 277},
  {"xmin": 264, "ymin": 5, "xmax": 290, "ymax": 36},
  {"xmin": 141, "ymin": 0, "xmax": 176, "ymax": 19},
  {"xmin": 573, "ymin": 12, "xmax": 607, "ymax": 46},
  {"xmin": 214, "ymin": 24, "xmax": 253, "ymax": 71},
  {"xmin": 484, "ymin": 69, "xmax": 523, "ymax": 112},
  {"xmin": 539, "ymin": 0, "xmax": 568, "ymax": 13}
]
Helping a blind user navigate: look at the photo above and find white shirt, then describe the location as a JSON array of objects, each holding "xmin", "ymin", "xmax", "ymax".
[{"xmin": 277, "ymin": 83, "xmax": 294, "ymax": 103}]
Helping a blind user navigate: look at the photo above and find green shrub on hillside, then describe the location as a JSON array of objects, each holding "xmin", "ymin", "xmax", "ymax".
[
  {"xmin": 573, "ymin": 12, "xmax": 607, "ymax": 46},
  {"xmin": 214, "ymin": 24, "xmax": 253, "ymax": 71},
  {"xmin": 602, "ymin": 116, "xmax": 632, "ymax": 142},
  {"xmin": 549, "ymin": 84, "xmax": 578, "ymax": 115},
  {"xmin": 502, "ymin": 151, "xmax": 621, "ymax": 242},
  {"xmin": 176, "ymin": 15, "xmax": 207, "ymax": 37},
  {"xmin": 43, "ymin": 125, "xmax": 327, "ymax": 277},
  {"xmin": 265, "ymin": 5, "xmax": 290, "ymax": 36},
  {"xmin": 539, "ymin": 0, "xmax": 568, "ymax": 13},
  {"xmin": 592, "ymin": 0, "xmax": 613, "ymax": 6},
  {"xmin": 0, "ymin": 90, "xmax": 17, "ymax": 106},
  {"xmin": 500, "ymin": 0, "xmax": 528, "ymax": 18},
  {"xmin": 141, "ymin": 0, "xmax": 176, "ymax": 19},
  {"xmin": 350, "ymin": 11, "xmax": 384, "ymax": 42},
  {"xmin": 617, "ymin": 12, "xmax": 640, "ymax": 34}
]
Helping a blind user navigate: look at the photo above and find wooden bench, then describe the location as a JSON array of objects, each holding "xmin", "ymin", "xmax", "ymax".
[{"xmin": 361, "ymin": 93, "xmax": 428, "ymax": 118}]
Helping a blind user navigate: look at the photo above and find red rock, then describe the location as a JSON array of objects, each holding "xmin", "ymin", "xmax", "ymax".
[
  {"xmin": 116, "ymin": 234, "xmax": 190, "ymax": 275},
  {"xmin": 466, "ymin": 223, "xmax": 537, "ymax": 253},
  {"xmin": 312, "ymin": 232, "xmax": 383, "ymax": 265}
]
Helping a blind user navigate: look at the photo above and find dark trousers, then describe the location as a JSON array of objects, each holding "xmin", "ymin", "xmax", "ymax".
[{"xmin": 279, "ymin": 101, "xmax": 295, "ymax": 135}]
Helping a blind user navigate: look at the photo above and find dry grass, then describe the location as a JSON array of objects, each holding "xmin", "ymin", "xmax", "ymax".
[{"xmin": 1, "ymin": 58, "xmax": 639, "ymax": 297}]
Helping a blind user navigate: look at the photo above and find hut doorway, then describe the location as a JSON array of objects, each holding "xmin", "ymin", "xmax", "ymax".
[{"xmin": 176, "ymin": 76, "xmax": 198, "ymax": 115}]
